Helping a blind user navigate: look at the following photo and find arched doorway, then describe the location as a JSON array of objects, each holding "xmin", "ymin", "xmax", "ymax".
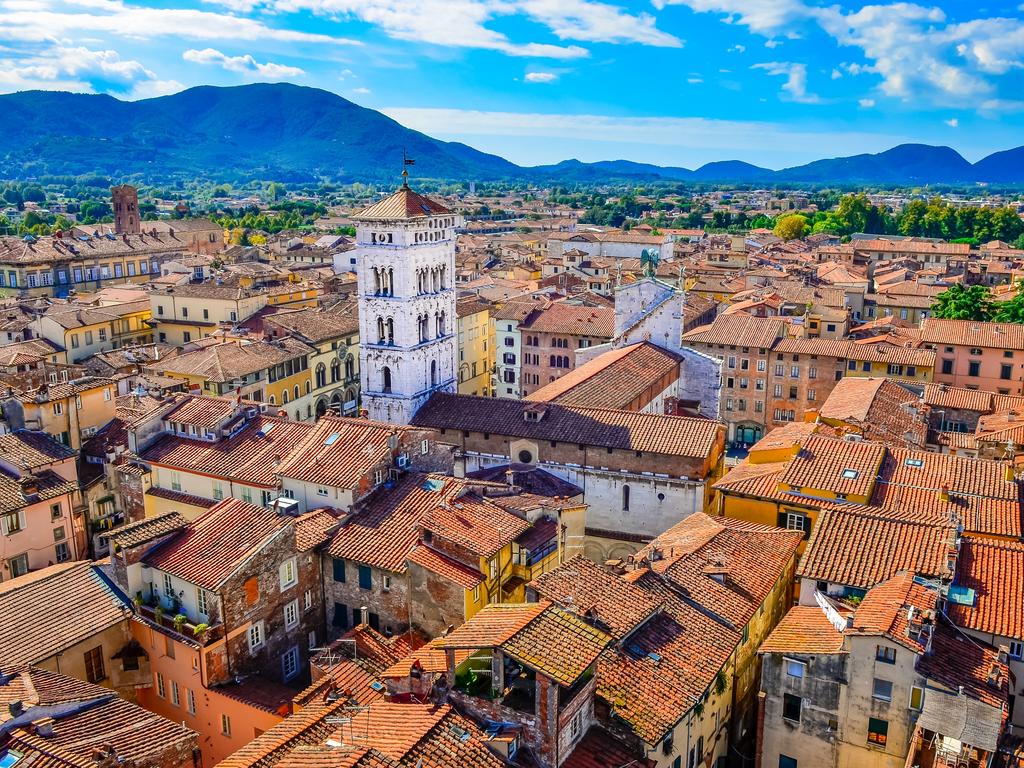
[{"xmin": 315, "ymin": 398, "xmax": 328, "ymax": 419}]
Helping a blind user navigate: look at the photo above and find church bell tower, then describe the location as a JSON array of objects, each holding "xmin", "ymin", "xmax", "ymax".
[{"xmin": 351, "ymin": 175, "xmax": 461, "ymax": 424}]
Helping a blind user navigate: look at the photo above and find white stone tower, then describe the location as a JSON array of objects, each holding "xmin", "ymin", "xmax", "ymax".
[{"xmin": 350, "ymin": 178, "xmax": 461, "ymax": 425}]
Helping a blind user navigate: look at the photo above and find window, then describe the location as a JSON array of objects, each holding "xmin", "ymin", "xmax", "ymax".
[
  {"xmin": 757, "ymin": 359, "xmax": 766, "ymax": 372},
  {"xmin": 52, "ymin": 401, "xmax": 63, "ymax": 416},
  {"xmin": 171, "ymin": 680, "xmax": 180, "ymax": 706},
  {"xmin": 248, "ymin": 621, "xmax": 265, "ymax": 651},
  {"xmin": 872, "ymin": 678, "xmax": 893, "ymax": 702},
  {"xmin": 8, "ymin": 554, "xmax": 28, "ymax": 578},
  {"xmin": 186, "ymin": 688, "xmax": 196, "ymax": 715},
  {"xmin": 942, "ymin": 359, "xmax": 954, "ymax": 374},
  {"xmin": 55, "ymin": 542, "xmax": 71, "ymax": 562},
  {"xmin": 779, "ymin": 757, "xmax": 797, "ymax": 768},
  {"xmin": 910, "ymin": 686, "xmax": 924, "ymax": 711},
  {"xmin": 876, "ymin": 645, "xmax": 896, "ymax": 664},
  {"xmin": 785, "ymin": 658, "xmax": 805, "ymax": 678},
  {"xmin": 332, "ymin": 558, "xmax": 346, "ymax": 582},
  {"xmin": 1, "ymin": 511, "xmax": 24, "ymax": 536},
  {"xmin": 84, "ymin": 646, "xmax": 105, "ymax": 683},
  {"xmin": 279, "ymin": 557, "xmax": 298, "ymax": 590},
  {"xmin": 221, "ymin": 714, "xmax": 232, "ymax": 737},
  {"xmin": 1010, "ymin": 640, "xmax": 1023, "ymax": 660},
  {"xmin": 968, "ymin": 360, "xmax": 981, "ymax": 377},
  {"xmin": 1002, "ymin": 363, "xmax": 1013, "ymax": 380},
  {"xmin": 841, "ymin": 469, "xmax": 859, "ymax": 479},
  {"xmin": 358, "ymin": 565, "xmax": 372, "ymax": 589},
  {"xmin": 156, "ymin": 672, "xmax": 166, "ymax": 698},
  {"xmin": 622, "ymin": 484, "xmax": 630, "ymax": 512},
  {"xmin": 304, "ymin": 590, "xmax": 312, "ymax": 610},
  {"xmin": 282, "ymin": 647, "xmax": 300, "ymax": 680},
  {"xmin": 782, "ymin": 693, "xmax": 802, "ymax": 722},
  {"xmin": 197, "ymin": 588, "xmax": 208, "ymax": 617},
  {"xmin": 163, "ymin": 572, "xmax": 174, "ymax": 598},
  {"xmin": 284, "ymin": 599, "xmax": 300, "ymax": 630},
  {"xmin": 867, "ymin": 717, "xmax": 888, "ymax": 746}
]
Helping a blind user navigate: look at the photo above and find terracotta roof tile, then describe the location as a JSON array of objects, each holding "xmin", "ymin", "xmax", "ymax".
[
  {"xmin": 946, "ymin": 535, "xmax": 1024, "ymax": 641},
  {"xmin": 847, "ymin": 572, "xmax": 936, "ymax": 652},
  {"xmin": 353, "ymin": 187, "xmax": 451, "ymax": 220},
  {"xmin": 407, "ymin": 545, "xmax": 483, "ymax": 589},
  {"xmin": 530, "ymin": 555, "xmax": 661, "ymax": 639},
  {"xmin": 525, "ymin": 342, "xmax": 681, "ymax": 410},
  {"xmin": 921, "ymin": 317, "xmax": 1024, "ymax": 351},
  {"xmin": 108, "ymin": 511, "xmax": 188, "ymax": 550},
  {"xmin": 798, "ymin": 509, "xmax": 956, "ymax": 589},
  {"xmin": 759, "ymin": 606, "xmax": 846, "ymax": 654},
  {"xmin": 436, "ymin": 602, "xmax": 548, "ymax": 649},
  {"xmin": 0, "ymin": 563, "xmax": 131, "ymax": 669},
  {"xmin": 145, "ymin": 498, "xmax": 292, "ymax": 590},
  {"xmin": 501, "ymin": 605, "xmax": 611, "ymax": 686},
  {"xmin": 413, "ymin": 393, "xmax": 723, "ymax": 459}
]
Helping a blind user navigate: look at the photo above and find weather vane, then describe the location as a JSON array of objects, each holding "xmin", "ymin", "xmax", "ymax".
[{"xmin": 402, "ymin": 149, "xmax": 415, "ymax": 187}]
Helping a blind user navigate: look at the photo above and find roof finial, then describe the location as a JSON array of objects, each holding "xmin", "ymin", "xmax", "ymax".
[{"xmin": 402, "ymin": 149, "xmax": 415, "ymax": 188}]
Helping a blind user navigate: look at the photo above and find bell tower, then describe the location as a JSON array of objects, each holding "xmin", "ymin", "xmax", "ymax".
[
  {"xmin": 111, "ymin": 184, "xmax": 141, "ymax": 235},
  {"xmin": 349, "ymin": 178, "xmax": 461, "ymax": 425}
]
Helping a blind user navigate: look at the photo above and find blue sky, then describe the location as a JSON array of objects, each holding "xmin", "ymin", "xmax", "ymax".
[{"xmin": 2, "ymin": 0, "xmax": 1024, "ymax": 168}]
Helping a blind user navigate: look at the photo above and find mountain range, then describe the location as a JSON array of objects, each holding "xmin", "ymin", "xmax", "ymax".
[{"xmin": 3, "ymin": 83, "xmax": 1024, "ymax": 186}]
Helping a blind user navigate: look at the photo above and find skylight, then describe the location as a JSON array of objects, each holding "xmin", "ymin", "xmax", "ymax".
[
  {"xmin": 841, "ymin": 469, "xmax": 859, "ymax": 479},
  {"xmin": 324, "ymin": 433, "xmax": 340, "ymax": 446},
  {"xmin": 905, "ymin": 458, "xmax": 924, "ymax": 468},
  {"xmin": 259, "ymin": 423, "xmax": 275, "ymax": 436}
]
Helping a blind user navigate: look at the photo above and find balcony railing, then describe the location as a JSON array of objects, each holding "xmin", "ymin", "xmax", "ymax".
[{"xmin": 135, "ymin": 603, "xmax": 224, "ymax": 645}]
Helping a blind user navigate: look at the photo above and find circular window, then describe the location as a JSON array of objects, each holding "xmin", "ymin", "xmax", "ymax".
[
  {"xmin": 657, "ymin": 493, "xmax": 665, "ymax": 502},
  {"xmin": 518, "ymin": 450, "xmax": 533, "ymax": 464}
]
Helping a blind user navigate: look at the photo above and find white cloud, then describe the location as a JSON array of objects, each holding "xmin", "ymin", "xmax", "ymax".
[
  {"xmin": 183, "ymin": 47, "xmax": 305, "ymax": 78},
  {"xmin": 727, "ymin": 44, "xmax": 745, "ymax": 53},
  {"xmin": 945, "ymin": 117, "xmax": 959, "ymax": 127},
  {"xmin": 0, "ymin": 0, "xmax": 361, "ymax": 46},
  {"xmin": 0, "ymin": 44, "xmax": 182, "ymax": 96},
  {"xmin": 858, "ymin": 97, "xmax": 875, "ymax": 107},
  {"xmin": 352, "ymin": 86, "xmax": 371, "ymax": 93},
  {"xmin": 751, "ymin": 61, "xmax": 820, "ymax": 103},
  {"xmin": 830, "ymin": 68, "xmax": 842, "ymax": 79},
  {"xmin": 217, "ymin": 0, "xmax": 680, "ymax": 58},
  {"xmin": 764, "ymin": 39, "xmax": 781, "ymax": 48},
  {"xmin": 654, "ymin": 0, "xmax": 1024, "ymax": 110},
  {"xmin": 525, "ymin": 71, "xmax": 558, "ymax": 82},
  {"xmin": 687, "ymin": 76, "xmax": 703, "ymax": 83}
]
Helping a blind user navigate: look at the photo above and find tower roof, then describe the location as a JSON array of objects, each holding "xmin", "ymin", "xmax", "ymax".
[{"xmin": 353, "ymin": 185, "xmax": 451, "ymax": 221}]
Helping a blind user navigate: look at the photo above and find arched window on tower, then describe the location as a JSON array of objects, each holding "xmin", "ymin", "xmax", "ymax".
[
  {"xmin": 372, "ymin": 267, "xmax": 381, "ymax": 295},
  {"xmin": 622, "ymin": 484, "xmax": 630, "ymax": 512},
  {"xmin": 439, "ymin": 311, "xmax": 446, "ymax": 336},
  {"xmin": 419, "ymin": 315, "xmax": 429, "ymax": 343},
  {"xmin": 386, "ymin": 318, "xmax": 394, "ymax": 345},
  {"xmin": 430, "ymin": 360, "xmax": 437, "ymax": 387},
  {"xmin": 439, "ymin": 265, "xmax": 446, "ymax": 290},
  {"xmin": 382, "ymin": 366, "xmax": 392, "ymax": 393},
  {"xmin": 387, "ymin": 268, "xmax": 395, "ymax": 296},
  {"xmin": 376, "ymin": 317, "xmax": 385, "ymax": 344},
  {"xmin": 330, "ymin": 358, "xmax": 340, "ymax": 383}
]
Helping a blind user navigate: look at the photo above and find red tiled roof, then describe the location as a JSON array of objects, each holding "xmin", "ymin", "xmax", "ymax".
[
  {"xmin": 530, "ymin": 555, "xmax": 661, "ymax": 639},
  {"xmin": 413, "ymin": 393, "xmax": 724, "ymax": 460},
  {"xmin": 501, "ymin": 605, "xmax": 611, "ymax": 686},
  {"xmin": 146, "ymin": 498, "xmax": 292, "ymax": 590},
  {"xmin": 353, "ymin": 187, "xmax": 451, "ymax": 220},
  {"xmin": 921, "ymin": 317, "xmax": 1024, "ymax": 351},
  {"xmin": 421, "ymin": 492, "xmax": 530, "ymax": 558},
  {"xmin": 947, "ymin": 535, "xmax": 1024, "ymax": 641},
  {"xmin": 144, "ymin": 415, "xmax": 313, "ymax": 489},
  {"xmin": 759, "ymin": 606, "xmax": 846, "ymax": 654},
  {"xmin": 917, "ymin": 620, "xmax": 1008, "ymax": 709},
  {"xmin": 798, "ymin": 509, "xmax": 956, "ymax": 589},
  {"xmin": 407, "ymin": 545, "xmax": 482, "ymax": 589},
  {"xmin": 847, "ymin": 572, "xmax": 936, "ymax": 652},
  {"xmin": 682, "ymin": 315, "xmax": 786, "ymax": 348},
  {"xmin": 519, "ymin": 303, "xmax": 614, "ymax": 338},
  {"xmin": 561, "ymin": 726, "xmax": 652, "ymax": 768},
  {"xmin": 525, "ymin": 342, "xmax": 681, "ymax": 410},
  {"xmin": 436, "ymin": 602, "xmax": 548, "ymax": 649},
  {"xmin": 276, "ymin": 416, "xmax": 415, "ymax": 490}
]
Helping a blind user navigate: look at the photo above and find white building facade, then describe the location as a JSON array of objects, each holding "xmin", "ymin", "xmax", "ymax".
[{"xmin": 345, "ymin": 183, "xmax": 461, "ymax": 425}]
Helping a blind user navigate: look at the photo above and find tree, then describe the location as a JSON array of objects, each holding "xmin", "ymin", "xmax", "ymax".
[
  {"xmin": 773, "ymin": 214, "xmax": 808, "ymax": 241},
  {"xmin": 992, "ymin": 282, "xmax": 1024, "ymax": 324},
  {"xmin": 930, "ymin": 284, "xmax": 994, "ymax": 321}
]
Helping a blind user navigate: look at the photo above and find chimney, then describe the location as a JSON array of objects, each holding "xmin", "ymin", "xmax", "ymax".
[
  {"xmin": 986, "ymin": 662, "xmax": 1003, "ymax": 688},
  {"xmin": 1006, "ymin": 463, "xmax": 1016, "ymax": 482},
  {"xmin": 360, "ymin": 606, "xmax": 369, "ymax": 625},
  {"xmin": 939, "ymin": 484, "xmax": 950, "ymax": 503}
]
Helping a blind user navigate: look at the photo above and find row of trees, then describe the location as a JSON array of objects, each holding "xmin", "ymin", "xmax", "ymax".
[{"xmin": 930, "ymin": 283, "xmax": 1024, "ymax": 324}]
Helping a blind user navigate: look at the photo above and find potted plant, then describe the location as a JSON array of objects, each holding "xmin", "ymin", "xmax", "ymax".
[
  {"xmin": 154, "ymin": 605, "xmax": 164, "ymax": 624},
  {"xmin": 193, "ymin": 623, "xmax": 209, "ymax": 642},
  {"xmin": 173, "ymin": 614, "xmax": 188, "ymax": 632}
]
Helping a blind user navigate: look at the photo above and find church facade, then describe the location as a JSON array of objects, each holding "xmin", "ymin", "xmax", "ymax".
[{"xmin": 343, "ymin": 183, "xmax": 462, "ymax": 425}]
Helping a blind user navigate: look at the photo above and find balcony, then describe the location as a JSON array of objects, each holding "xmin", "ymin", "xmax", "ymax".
[{"xmin": 135, "ymin": 602, "xmax": 224, "ymax": 645}]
